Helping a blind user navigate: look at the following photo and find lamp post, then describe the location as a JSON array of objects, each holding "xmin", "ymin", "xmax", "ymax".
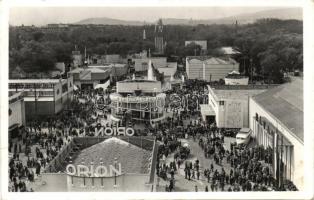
[
  {"xmin": 90, "ymin": 161, "xmax": 94, "ymax": 186},
  {"xmin": 113, "ymin": 157, "xmax": 118, "ymax": 189},
  {"xmin": 153, "ymin": 88, "xmax": 157, "ymax": 120},
  {"xmin": 100, "ymin": 158, "xmax": 103, "ymax": 186},
  {"xmin": 81, "ymin": 160, "xmax": 86, "ymax": 186},
  {"xmin": 69, "ymin": 159, "xmax": 73, "ymax": 185}
]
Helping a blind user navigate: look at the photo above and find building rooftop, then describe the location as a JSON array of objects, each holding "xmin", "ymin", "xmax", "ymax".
[
  {"xmin": 9, "ymin": 92, "xmax": 24, "ymax": 104},
  {"xmin": 219, "ymin": 47, "xmax": 241, "ymax": 55},
  {"xmin": 72, "ymin": 137, "xmax": 153, "ymax": 174},
  {"xmin": 67, "ymin": 68, "xmax": 84, "ymax": 73},
  {"xmin": 88, "ymin": 67, "xmax": 109, "ymax": 73},
  {"xmin": 208, "ymin": 85, "xmax": 275, "ymax": 101},
  {"xmin": 9, "ymin": 91, "xmax": 23, "ymax": 100},
  {"xmin": 9, "ymin": 79, "xmax": 63, "ymax": 84},
  {"xmin": 89, "ymin": 64, "xmax": 126, "ymax": 68},
  {"xmin": 119, "ymin": 79, "xmax": 158, "ymax": 83},
  {"xmin": 252, "ymin": 78, "xmax": 303, "ymax": 142},
  {"xmin": 214, "ymin": 89, "xmax": 267, "ymax": 101},
  {"xmin": 187, "ymin": 56, "xmax": 238, "ymax": 65},
  {"xmin": 68, "ymin": 67, "xmax": 109, "ymax": 74}
]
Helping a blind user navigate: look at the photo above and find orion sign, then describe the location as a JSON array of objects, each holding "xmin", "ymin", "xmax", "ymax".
[
  {"xmin": 66, "ymin": 163, "xmax": 122, "ymax": 177},
  {"xmin": 94, "ymin": 122, "xmax": 135, "ymax": 137},
  {"xmin": 94, "ymin": 126, "xmax": 135, "ymax": 137}
]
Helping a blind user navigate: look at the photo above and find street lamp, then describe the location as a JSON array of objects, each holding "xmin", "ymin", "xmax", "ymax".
[
  {"xmin": 81, "ymin": 160, "xmax": 86, "ymax": 186},
  {"xmin": 100, "ymin": 158, "xmax": 103, "ymax": 186},
  {"xmin": 113, "ymin": 157, "xmax": 118, "ymax": 189},
  {"xmin": 90, "ymin": 161, "xmax": 94, "ymax": 186}
]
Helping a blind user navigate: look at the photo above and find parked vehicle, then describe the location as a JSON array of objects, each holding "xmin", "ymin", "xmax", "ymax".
[{"xmin": 236, "ymin": 128, "xmax": 252, "ymax": 145}]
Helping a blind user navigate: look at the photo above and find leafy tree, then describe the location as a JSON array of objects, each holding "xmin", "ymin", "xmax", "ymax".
[
  {"xmin": 16, "ymin": 40, "xmax": 56, "ymax": 72},
  {"xmin": 32, "ymin": 31, "xmax": 44, "ymax": 41},
  {"xmin": 9, "ymin": 19, "xmax": 303, "ymax": 84},
  {"xmin": 184, "ymin": 43, "xmax": 202, "ymax": 56}
]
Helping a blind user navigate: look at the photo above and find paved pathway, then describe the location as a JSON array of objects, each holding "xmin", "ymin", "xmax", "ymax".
[{"xmin": 156, "ymin": 137, "xmax": 236, "ymax": 192}]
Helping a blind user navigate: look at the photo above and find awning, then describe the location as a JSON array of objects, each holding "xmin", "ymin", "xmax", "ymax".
[
  {"xmin": 9, "ymin": 123, "xmax": 19, "ymax": 131},
  {"xmin": 183, "ymin": 143, "xmax": 189, "ymax": 147},
  {"xmin": 94, "ymin": 80, "xmax": 110, "ymax": 90},
  {"xmin": 95, "ymin": 83, "xmax": 109, "ymax": 90},
  {"xmin": 110, "ymin": 115, "xmax": 121, "ymax": 122},
  {"xmin": 73, "ymin": 85, "xmax": 79, "ymax": 91}
]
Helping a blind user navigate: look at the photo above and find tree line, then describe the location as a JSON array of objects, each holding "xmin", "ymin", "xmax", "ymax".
[{"xmin": 9, "ymin": 18, "xmax": 302, "ymax": 83}]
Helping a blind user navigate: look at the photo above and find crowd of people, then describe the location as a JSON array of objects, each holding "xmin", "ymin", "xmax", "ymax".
[
  {"xmin": 8, "ymin": 80, "xmax": 298, "ymax": 192},
  {"xmin": 8, "ymin": 88, "xmax": 106, "ymax": 192},
  {"xmin": 154, "ymin": 80, "xmax": 298, "ymax": 192},
  {"xmin": 155, "ymin": 118, "xmax": 297, "ymax": 192}
]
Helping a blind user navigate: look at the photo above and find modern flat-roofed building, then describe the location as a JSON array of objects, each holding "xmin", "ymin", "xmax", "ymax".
[
  {"xmin": 88, "ymin": 64, "xmax": 128, "ymax": 80},
  {"xmin": 110, "ymin": 79, "xmax": 166, "ymax": 123},
  {"xmin": 249, "ymin": 78, "xmax": 303, "ymax": 190},
  {"xmin": 9, "ymin": 77, "xmax": 74, "ymax": 118},
  {"xmin": 133, "ymin": 57, "xmax": 167, "ymax": 72},
  {"xmin": 68, "ymin": 67, "xmax": 111, "ymax": 90},
  {"xmin": 109, "ymin": 62, "xmax": 165, "ymax": 124},
  {"xmin": 9, "ymin": 92, "xmax": 26, "ymax": 138},
  {"xmin": 186, "ymin": 56, "xmax": 239, "ymax": 81},
  {"xmin": 202, "ymin": 85, "xmax": 273, "ymax": 128}
]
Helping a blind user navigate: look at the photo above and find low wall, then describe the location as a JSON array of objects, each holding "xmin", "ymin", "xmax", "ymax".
[
  {"xmin": 44, "ymin": 139, "xmax": 76, "ymax": 173},
  {"xmin": 36, "ymin": 173, "xmax": 68, "ymax": 192}
]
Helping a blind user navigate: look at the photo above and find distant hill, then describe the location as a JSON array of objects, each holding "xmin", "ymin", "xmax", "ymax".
[
  {"xmin": 162, "ymin": 8, "xmax": 302, "ymax": 25},
  {"xmin": 76, "ymin": 17, "xmax": 144, "ymax": 26},
  {"xmin": 203, "ymin": 8, "xmax": 303, "ymax": 24},
  {"xmin": 75, "ymin": 8, "xmax": 302, "ymax": 26}
]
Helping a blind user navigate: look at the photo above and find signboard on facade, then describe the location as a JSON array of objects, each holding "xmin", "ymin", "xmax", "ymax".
[{"xmin": 66, "ymin": 163, "xmax": 122, "ymax": 177}]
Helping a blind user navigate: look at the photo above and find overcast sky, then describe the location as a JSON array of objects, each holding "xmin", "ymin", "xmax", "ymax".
[{"xmin": 10, "ymin": 7, "xmax": 289, "ymax": 26}]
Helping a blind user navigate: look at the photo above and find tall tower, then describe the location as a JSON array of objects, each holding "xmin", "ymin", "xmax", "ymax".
[
  {"xmin": 147, "ymin": 60, "xmax": 154, "ymax": 81},
  {"xmin": 154, "ymin": 18, "xmax": 164, "ymax": 54},
  {"xmin": 143, "ymin": 29, "xmax": 146, "ymax": 40}
]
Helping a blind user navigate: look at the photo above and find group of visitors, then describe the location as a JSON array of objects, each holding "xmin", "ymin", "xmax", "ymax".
[{"xmin": 8, "ymin": 81, "xmax": 298, "ymax": 192}]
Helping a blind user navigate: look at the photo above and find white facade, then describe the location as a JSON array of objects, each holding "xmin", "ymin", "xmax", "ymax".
[
  {"xmin": 9, "ymin": 76, "xmax": 74, "ymax": 116},
  {"xmin": 104, "ymin": 54, "xmax": 123, "ymax": 63},
  {"xmin": 249, "ymin": 98, "xmax": 304, "ymax": 191},
  {"xmin": 207, "ymin": 88, "xmax": 247, "ymax": 128},
  {"xmin": 9, "ymin": 93, "xmax": 26, "ymax": 127},
  {"xmin": 206, "ymin": 85, "xmax": 266, "ymax": 128},
  {"xmin": 186, "ymin": 57, "xmax": 239, "ymax": 81}
]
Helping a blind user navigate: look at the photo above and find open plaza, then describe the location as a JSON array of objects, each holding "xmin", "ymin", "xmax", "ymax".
[
  {"xmin": 7, "ymin": 15, "xmax": 304, "ymax": 193},
  {"xmin": 8, "ymin": 66, "xmax": 303, "ymax": 192}
]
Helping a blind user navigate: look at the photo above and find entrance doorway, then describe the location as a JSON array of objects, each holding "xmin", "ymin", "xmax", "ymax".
[{"xmin": 206, "ymin": 115, "xmax": 215, "ymax": 125}]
